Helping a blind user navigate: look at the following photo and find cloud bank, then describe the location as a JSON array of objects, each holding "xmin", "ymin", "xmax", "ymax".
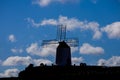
[
  {"xmin": 98, "ymin": 56, "xmax": 120, "ymax": 66},
  {"xmin": 27, "ymin": 16, "xmax": 120, "ymax": 39},
  {"xmin": 26, "ymin": 42, "xmax": 78, "ymax": 57},
  {"xmin": 2, "ymin": 56, "xmax": 52, "ymax": 66},
  {"xmin": 0, "ymin": 69, "xmax": 19, "ymax": 78},
  {"xmin": 27, "ymin": 16, "xmax": 102, "ymax": 39}
]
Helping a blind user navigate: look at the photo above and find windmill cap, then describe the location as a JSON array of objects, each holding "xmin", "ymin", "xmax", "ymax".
[{"xmin": 58, "ymin": 41, "xmax": 70, "ymax": 48}]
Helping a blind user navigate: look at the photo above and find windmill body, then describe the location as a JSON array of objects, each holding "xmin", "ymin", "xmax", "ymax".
[
  {"xmin": 42, "ymin": 24, "xmax": 78, "ymax": 66},
  {"xmin": 56, "ymin": 41, "xmax": 71, "ymax": 66}
]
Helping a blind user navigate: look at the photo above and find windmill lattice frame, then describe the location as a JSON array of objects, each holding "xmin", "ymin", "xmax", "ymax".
[{"xmin": 41, "ymin": 24, "xmax": 79, "ymax": 47}]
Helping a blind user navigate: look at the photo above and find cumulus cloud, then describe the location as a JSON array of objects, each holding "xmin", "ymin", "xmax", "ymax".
[
  {"xmin": 72, "ymin": 57, "xmax": 84, "ymax": 65},
  {"xmin": 26, "ymin": 43, "xmax": 58, "ymax": 57},
  {"xmin": 98, "ymin": 56, "xmax": 120, "ymax": 66},
  {"xmin": 8, "ymin": 34, "xmax": 16, "ymax": 42},
  {"xmin": 101, "ymin": 22, "xmax": 120, "ymax": 39},
  {"xmin": 27, "ymin": 15, "xmax": 102, "ymax": 39},
  {"xmin": 26, "ymin": 42, "xmax": 78, "ymax": 57},
  {"xmin": 0, "ymin": 69, "xmax": 19, "ymax": 78},
  {"xmin": 80, "ymin": 43, "xmax": 104, "ymax": 54},
  {"xmin": 32, "ymin": 0, "xmax": 79, "ymax": 7},
  {"xmin": 2, "ymin": 56, "xmax": 52, "ymax": 66},
  {"xmin": 2, "ymin": 56, "xmax": 32, "ymax": 66},
  {"xmin": 11, "ymin": 48, "xmax": 23, "ymax": 53}
]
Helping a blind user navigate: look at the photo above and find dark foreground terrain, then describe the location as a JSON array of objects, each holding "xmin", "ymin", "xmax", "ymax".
[{"xmin": 1, "ymin": 63, "xmax": 120, "ymax": 80}]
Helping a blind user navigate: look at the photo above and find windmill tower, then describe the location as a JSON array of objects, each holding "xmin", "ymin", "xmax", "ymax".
[{"xmin": 41, "ymin": 24, "xmax": 78, "ymax": 66}]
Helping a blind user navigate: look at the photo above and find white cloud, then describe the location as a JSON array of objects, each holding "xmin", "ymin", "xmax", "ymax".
[
  {"xmin": 27, "ymin": 15, "xmax": 102, "ymax": 39},
  {"xmin": 26, "ymin": 42, "xmax": 78, "ymax": 57},
  {"xmin": 80, "ymin": 43, "xmax": 104, "ymax": 54},
  {"xmin": 28, "ymin": 17, "xmax": 120, "ymax": 40},
  {"xmin": 32, "ymin": 0, "xmax": 52, "ymax": 7},
  {"xmin": 98, "ymin": 56, "xmax": 120, "ymax": 66},
  {"xmin": 2, "ymin": 56, "xmax": 32, "ymax": 66},
  {"xmin": 26, "ymin": 18, "xmax": 41, "ymax": 27},
  {"xmin": 32, "ymin": 0, "xmax": 79, "ymax": 7},
  {"xmin": 86, "ymin": 22, "xmax": 102, "ymax": 39},
  {"xmin": 0, "ymin": 69, "xmax": 19, "ymax": 78},
  {"xmin": 26, "ymin": 42, "xmax": 58, "ymax": 57},
  {"xmin": 2, "ymin": 56, "xmax": 52, "ymax": 66},
  {"xmin": 11, "ymin": 48, "xmax": 23, "ymax": 53},
  {"xmin": 101, "ymin": 22, "xmax": 120, "ymax": 39},
  {"xmin": 72, "ymin": 57, "xmax": 84, "ymax": 65},
  {"xmin": 8, "ymin": 34, "xmax": 16, "ymax": 42},
  {"xmin": 33, "ymin": 59, "xmax": 52, "ymax": 66},
  {"xmin": 93, "ymin": 30, "xmax": 102, "ymax": 39},
  {"xmin": 41, "ymin": 19, "xmax": 58, "ymax": 26},
  {"xmin": 97, "ymin": 59, "xmax": 106, "ymax": 66}
]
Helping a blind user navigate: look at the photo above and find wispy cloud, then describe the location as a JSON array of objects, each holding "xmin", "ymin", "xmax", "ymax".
[
  {"xmin": 27, "ymin": 16, "xmax": 102, "ymax": 39},
  {"xmin": 91, "ymin": 0, "xmax": 98, "ymax": 4},
  {"xmin": 98, "ymin": 56, "xmax": 120, "ymax": 66},
  {"xmin": 27, "ymin": 16, "xmax": 120, "ymax": 40},
  {"xmin": 80, "ymin": 43, "xmax": 104, "ymax": 54},
  {"xmin": 0, "ymin": 69, "xmax": 19, "ymax": 78},
  {"xmin": 32, "ymin": 0, "xmax": 52, "ymax": 7},
  {"xmin": 11, "ymin": 48, "xmax": 23, "ymax": 53},
  {"xmin": 32, "ymin": 0, "xmax": 79, "ymax": 7},
  {"xmin": 8, "ymin": 34, "xmax": 16, "ymax": 42}
]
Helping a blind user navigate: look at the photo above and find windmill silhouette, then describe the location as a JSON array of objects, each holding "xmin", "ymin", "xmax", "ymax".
[{"xmin": 41, "ymin": 24, "xmax": 79, "ymax": 66}]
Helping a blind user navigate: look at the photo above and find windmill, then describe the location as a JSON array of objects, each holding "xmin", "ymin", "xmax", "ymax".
[{"xmin": 41, "ymin": 24, "xmax": 79, "ymax": 66}]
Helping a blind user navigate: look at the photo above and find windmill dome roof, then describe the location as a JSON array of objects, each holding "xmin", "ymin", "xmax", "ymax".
[{"xmin": 58, "ymin": 41, "xmax": 70, "ymax": 48}]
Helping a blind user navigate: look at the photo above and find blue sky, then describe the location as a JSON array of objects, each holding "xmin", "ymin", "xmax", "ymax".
[{"xmin": 0, "ymin": 0, "xmax": 120, "ymax": 77}]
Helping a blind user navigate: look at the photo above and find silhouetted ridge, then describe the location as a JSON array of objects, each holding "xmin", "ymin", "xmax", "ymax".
[{"xmin": 18, "ymin": 63, "xmax": 120, "ymax": 80}]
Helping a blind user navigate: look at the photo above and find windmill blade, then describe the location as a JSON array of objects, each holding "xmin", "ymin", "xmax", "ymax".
[
  {"xmin": 65, "ymin": 38, "xmax": 79, "ymax": 47},
  {"xmin": 41, "ymin": 39, "xmax": 58, "ymax": 47},
  {"xmin": 57, "ymin": 24, "xmax": 66, "ymax": 42}
]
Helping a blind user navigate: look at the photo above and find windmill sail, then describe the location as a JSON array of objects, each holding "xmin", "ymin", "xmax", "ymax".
[{"xmin": 41, "ymin": 24, "xmax": 79, "ymax": 47}]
